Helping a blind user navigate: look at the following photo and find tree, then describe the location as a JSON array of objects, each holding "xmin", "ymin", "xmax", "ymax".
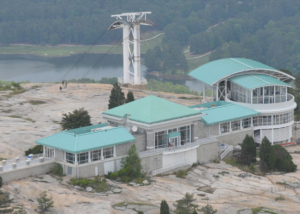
[
  {"xmin": 268, "ymin": 146, "xmax": 277, "ymax": 171},
  {"xmin": 37, "ymin": 191, "xmax": 54, "ymax": 213},
  {"xmin": 272, "ymin": 145, "xmax": 297, "ymax": 172},
  {"xmin": 199, "ymin": 204, "xmax": 217, "ymax": 214},
  {"xmin": 0, "ymin": 176, "xmax": 2, "ymax": 189},
  {"xmin": 259, "ymin": 137, "xmax": 272, "ymax": 167},
  {"xmin": 160, "ymin": 200, "xmax": 170, "ymax": 214},
  {"xmin": 240, "ymin": 135, "xmax": 256, "ymax": 165},
  {"xmin": 175, "ymin": 193, "xmax": 198, "ymax": 214},
  {"xmin": 108, "ymin": 82, "xmax": 125, "ymax": 109},
  {"xmin": 125, "ymin": 91, "xmax": 135, "ymax": 103},
  {"xmin": 24, "ymin": 145, "xmax": 43, "ymax": 156},
  {"xmin": 61, "ymin": 108, "xmax": 92, "ymax": 130},
  {"xmin": 120, "ymin": 144, "xmax": 143, "ymax": 180}
]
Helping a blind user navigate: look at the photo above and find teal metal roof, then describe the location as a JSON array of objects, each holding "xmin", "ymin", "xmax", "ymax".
[
  {"xmin": 66, "ymin": 123, "xmax": 108, "ymax": 135},
  {"xmin": 190, "ymin": 101, "xmax": 229, "ymax": 109},
  {"xmin": 36, "ymin": 126, "xmax": 135, "ymax": 153},
  {"xmin": 168, "ymin": 132, "xmax": 181, "ymax": 138},
  {"xmin": 230, "ymin": 74, "xmax": 291, "ymax": 90},
  {"xmin": 194, "ymin": 102, "xmax": 260, "ymax": 125},
  {"xmin": 103, "ymin": 95, "xmax": 202, "ymax": 124},
  {"xmin": 189, "ymin": 58, "xmax": 293, "ymax": 85}
]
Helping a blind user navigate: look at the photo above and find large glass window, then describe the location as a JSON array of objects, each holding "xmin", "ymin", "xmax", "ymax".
[
  {"xmin": 242, "ymin": 118, "xmax": 251, "ymax": 128},
  {"xmin": 103, "ymin": 147, "xmax": 114, "ymax": 159},
  {"xmin": 66, "ymin": 152, "xmax": 75, "ymax": 164},
  {"xmin": 231, "ymin": 82, "xmax": 251, "ymax": 103},
  {"xmin": 220, "ymin": 122, "xmax": 230, "ymax": 133},
  {"xmin": 179, "ymin": 126, "xmax": 190, "ymax": 145},
  {"xmin": 91, "ymin": 149, "xmax": 101, "ymax": 162},
  {"xmin": 155, "ymin": 131, "xmax": 167, "ymax": 149},
  {"xmin": 231, "ymin": 120, "xmax": 240, "ymax": 131},
  {"xmin": 253, "ymin": 112, "xmax": 294, "ymax": 127},
  {"xmin": 77, "ymin": 152, "xmax": 89, "ymax": 164}
]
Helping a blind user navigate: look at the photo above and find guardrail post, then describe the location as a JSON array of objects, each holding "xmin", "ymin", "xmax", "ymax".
[
  {"xmin": 39, "ymin": 157, "xmax": 44, "ymax": 163},
  {"xmin": 26, "ymin": 160, "xmax": 30, "ymax": 166},
  {"xmin": 13, "ymin": 163, "xmax": 17, "ymax": 169},
  {"xmin": 2, "ymin": 160, "xmax": 6, "ymax": 166},
  {"xmin": 0, "ymin": 166, "xmax": 3, "ymax": 171},
  {"xmin": 16, "ymin": 157, "xmax": 20, "ymax": 163}
]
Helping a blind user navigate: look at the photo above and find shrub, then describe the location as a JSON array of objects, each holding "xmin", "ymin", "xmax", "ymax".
[
  {"xmin": 199, "ymin": 204, "xmax": 217, "ymax": 214},
  {"xmin": 176, "ymin": 170, "xmax": 187, "ymax": 179},
  {"xmin": 240, "ymin": 135, "xmax": 256, "ymax": 165},
  {"xmin": 160, "ymin": 200, "xmax": 170, "ymax": 214},
  {"xmin": 50, "ymin": 163, "xmax": 64, "ymax": 176},
  {"xmin": 175, "ymin": 193, "xmax": 198, "ymax": 214},
  {"xmin": 0, "ymin": 176, "xmax": 2, "ymax": 189},
  {"xmin": 70, "ymin": 177, "xmax": 109, "ymax": 192},
  {"xmin": 275, "ymin": 195, "xmax": 285, "ymax": 201},
  {"xmin": 37, "ymin": 191, "xmax": 54, "ymax": 213},
  {"xmin": 109, "ymin": 172, "xmax": 119, "ymax": 180},
  {"xmin": 24, "ymin": 145, "xmax": 43, "ymax": 156}
]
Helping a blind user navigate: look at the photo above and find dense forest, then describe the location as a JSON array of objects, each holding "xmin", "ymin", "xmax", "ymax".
[{"xmin": 1, "ymin": 0, "xmax": 300, "ymax": 73}]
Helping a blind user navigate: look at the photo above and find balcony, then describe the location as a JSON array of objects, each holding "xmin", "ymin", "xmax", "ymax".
[{"xmin": 225, "ymin": 94, "xmax": 296, "ymax": 113}]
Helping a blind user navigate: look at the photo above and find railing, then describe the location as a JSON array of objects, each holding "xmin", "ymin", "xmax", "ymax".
[
  {"xmin": 139, "ymin": 136, "xmax": 218, "ymax": 158},
  {"xmin": 220, "ymin": 145, "xmax": 233, "ymax": 160},
  {"xmin": 152, "ymin": 159, "xmax": 193, "ymax": 176},
  {"xmin": 0, "ymin": 154, "xmax": 54, "ymax": 172}
]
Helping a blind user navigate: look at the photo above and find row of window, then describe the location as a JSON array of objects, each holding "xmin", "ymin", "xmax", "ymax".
[
  {"xmin": 66, "ymin": 147, "xmax": 114, "ymax": 164},
  {"xmin": 230, "ymin": 82, "xmax": 288, "ymax": 104},
  {"xmin": 220, "ymin": 118, "xmax": 252, "ymax": 134},
  {"xmin": 155, "ymin": 125, "xmax": 191, "ymax": 149},
  {"xmin": 220, "ymin": 112, "xmax": 294, "ymax": 134},
  {"xmin": 253, "ymin": 112, "xmax": 294, "ymax": 126}
]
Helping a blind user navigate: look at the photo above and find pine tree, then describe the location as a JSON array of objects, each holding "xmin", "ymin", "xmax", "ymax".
[
  {"xmin": 108, "ymin": 82, "xmax": 125, "ymax": 109},
  {"xmin": 120, "ymin": 144, "xmax": 142, "ymax": 180},
  {"xmin": 160, "ymin": 200, "xmax": 170, "ymax": 214},
  {"xmin": 61, "ymin": 108, "xmax": 92, "ymax": 130},
  {"xmin": 0, "ymin": 176, "xmax": 2, "ymax": 189},
  {"xmin": 268, "ymin": 146, "xmax": 276, "ymax": 171},
  {"xmin": 240, "ymin": 135, "xmax": 256, "ymax": 165},
  {"xmin": 199, "ymin": 204, "xmax": 217, "ymax": 214},
  {"xmin": 125, "ymin": 91, "xmax": 135, "ymax": 103},
  {"xmin": 175, "ymin": 193, "xmax": 198, "ymax": 214},
  {"xmin": 37, "ymin": 191, "xmax": 54, "ymax": 213},
  {"xmin": 259, "ymin": 137, "xmax": 272, "ymax": 164}
]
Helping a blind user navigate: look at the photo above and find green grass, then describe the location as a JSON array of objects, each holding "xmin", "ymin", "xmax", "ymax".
[
  {"xmin": 252, "ymin": 207, "xmax": 263, "ymax": 214},
  {"xmin": 29, "ymin": 100, "xmax": 47, "ymax": 105},
  {"xmin": 0, "ymin": 32, "xmax": 163, "ymax": 57},
  {"xmin": 275, "ymin": 195, "xmax": 285, "ymax": 201},
  {"xmin": 70, "ymin": 177, "xmax": 110, "ymax": 192}
]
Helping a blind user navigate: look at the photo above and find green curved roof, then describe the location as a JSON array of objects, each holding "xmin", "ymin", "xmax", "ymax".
[
  {"xmin": 103, "ymin": 95, "xmax": 201, "ymax": 124},
  {"xmin": 189, "ymin": 58, "xmax": 294, "ymax": 85},
  {"xmin": 230, "ymin": 74, "xmax": 291, "ymax": 90}
]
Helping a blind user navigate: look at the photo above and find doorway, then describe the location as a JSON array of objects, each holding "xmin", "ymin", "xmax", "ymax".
[
  {"xmin": 45, "ymin": 147, "xmax": 54, "ymax": 158},
  {"xmin": 169, "ymin": 137, "xmax": 180, "ymax": 147}
]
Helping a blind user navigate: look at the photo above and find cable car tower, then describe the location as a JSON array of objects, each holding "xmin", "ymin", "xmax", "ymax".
[{"xmin": 108, "ymin": 12, "xmax": 155, "ymax": 85}]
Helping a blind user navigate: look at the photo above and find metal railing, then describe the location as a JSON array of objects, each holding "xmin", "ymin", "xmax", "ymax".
[
  {"xmin": 139, "ymin": 137, "xmax": 218, "ymax": 158},
  {"xmin": 3, "ymin": 153, "xmax": 44, "ymax": 165},
  {"xmin": 152, "ymin": 159, "xmax": 193, "ymax": 176},
  {"xmin": 220, "ymin": 145, "xmax": 233, "ymax": 160}
]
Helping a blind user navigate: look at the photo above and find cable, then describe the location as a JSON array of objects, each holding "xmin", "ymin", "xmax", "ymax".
[
  {"xmin": 60, "ymin": 30, "xmax": 109, "ymax": 81},
  {"xmin": 80, "ymin": 34, "xmax": 124, "ymax": 80}
]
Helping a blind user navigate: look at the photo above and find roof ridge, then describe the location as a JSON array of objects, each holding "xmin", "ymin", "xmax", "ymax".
[
  {"xmin": 76, "ymin": 126, "xmax": 122, "ymax": 136},
  {"xmin": 230, "ymin": 58, "xmax": 253, "ymax": 69}
]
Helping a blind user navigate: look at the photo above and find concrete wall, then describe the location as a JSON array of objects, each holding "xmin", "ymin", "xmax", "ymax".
[
  {"xmin": 197, "ymin": 141, "xmax": 219, "ymax": 163},
  {"xmin": 0, "ymin": 161, "xmax": 55, "ymax": 183},
  {"xmin": 141, "ymin": 153, "xmax": 162, "ymax": 174},
  {"xmin": 78, "ymin": 162, "xmax": 105, "ymax": 178},
  {"xmin": 55, "ymin": 149, "xmax": 64, "ymax": 162},
  {"xmin": 194, "ymin": 121, "xmax": 208, "ymax": 139},
  {"xmin": 217, "ymin": 128, "xmax": 253, "ymax": 146}
]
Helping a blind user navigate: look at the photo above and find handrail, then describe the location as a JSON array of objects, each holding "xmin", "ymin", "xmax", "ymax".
[{"xmin": 220, "ymin": 145, "xmax": 233, "ymax": 160}]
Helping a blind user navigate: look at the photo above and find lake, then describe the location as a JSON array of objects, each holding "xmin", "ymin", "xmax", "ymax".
[{"xmin": 0, "ymin": 54, "xmax": 202, "ymax": 93}]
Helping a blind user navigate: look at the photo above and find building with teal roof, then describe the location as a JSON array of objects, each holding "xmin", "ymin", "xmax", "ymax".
[
  {"xmin": 34, "ymin": 58, "xmax": 297, "ymax": 179},
  {"xmin": 189, "ymin": 58, "xmax": 296, "ymax": 146}
]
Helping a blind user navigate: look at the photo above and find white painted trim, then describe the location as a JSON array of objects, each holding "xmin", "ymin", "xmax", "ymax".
[{"xmin": 163, "ymin": 145, "xmax": 199, "ymax": 155}]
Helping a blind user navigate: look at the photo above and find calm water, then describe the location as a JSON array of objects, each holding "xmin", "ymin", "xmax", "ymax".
[{"xmin": 0, "ymin": 54, "xmax": 202, "ymax": 93}]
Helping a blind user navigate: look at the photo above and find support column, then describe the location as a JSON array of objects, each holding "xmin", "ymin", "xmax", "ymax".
[
  {"xmin": 146, "ymin": 130, "xmax": 155, "ymax": 150},
  {"xmin": 202, "ymin": 83, "xmax": 206, "ymax": 103},
  {"xmin": 123, "ymin": 25, "xmax": 130, "ymax": 84},
  {"xmin": 133, "ymin": 24, "xmax": 141, "ymax": 85}
]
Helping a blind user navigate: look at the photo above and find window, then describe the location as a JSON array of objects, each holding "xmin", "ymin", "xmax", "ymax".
[
  {"xmin": 103, "ymin": 147, "xmax": 114, "ymax": 159},
  {"xmin": 220, "ymin": 122, "xmax": 230, "ymax": 134},
  {"xmin": 179, "ymin": 126, "xmax": 190, "ymax": 145},
  {"xmin": 242, "ymin": 118, "xmax": 251, "ymax": 128},
  {"xmin": 231, "ymin": 120, "xmax": 240, "ymax": 131},
  {"xmin": 155, "ymin": 131, "xmax": 167, "ymax": 149},
  {"xmin": 91, "ymin": 149, "xmax": 101, "ymax": 162},
  {"xmin": 230, "ymin": 82, "xmax": 251, "ymax": 103},
  {"xmin": 77, "ymin": 152, "xmax": 88, "ymax": 164},
  {"xmin": 66, "ymin": 152, "xmax": 75, "ymax": 164}
]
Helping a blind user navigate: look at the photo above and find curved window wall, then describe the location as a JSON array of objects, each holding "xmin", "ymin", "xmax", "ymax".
[
  {"xmin": 230, "ymin": 82, "xmax": 288, "ymax": 104},
  {"xmin": 253, "ymin": 111, "xmax": 294, "ymax": 127}
]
